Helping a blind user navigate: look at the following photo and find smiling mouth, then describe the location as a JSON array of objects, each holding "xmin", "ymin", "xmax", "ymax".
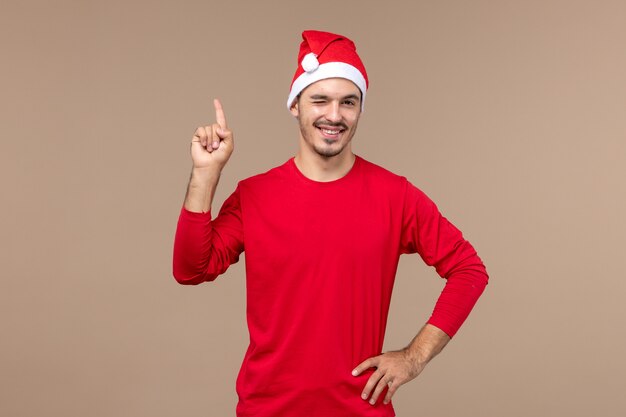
[{"xmin": 316, "ymin": 125, "xmax": 346, "ymax": 139}]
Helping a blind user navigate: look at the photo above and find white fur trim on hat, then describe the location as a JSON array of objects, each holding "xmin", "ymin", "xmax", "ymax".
[{"xmin": 287, "ymin": 62, "xmax": 367, "ymax": 111}]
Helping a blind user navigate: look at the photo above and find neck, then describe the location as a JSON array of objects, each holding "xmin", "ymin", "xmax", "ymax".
[{"xmin": 294, "ymin": 148, "xmax": 356, "ymax": 182}]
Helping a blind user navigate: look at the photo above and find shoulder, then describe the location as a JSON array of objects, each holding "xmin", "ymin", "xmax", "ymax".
[
  {"xmin": 356, "ymin": 155, "xmax": 410, "ymax": 187},
  {"xmin": 356, "ymin": 155, "xmax": 434, "ymax": 203},
  {"xmin": 237, "ymin": 158, "xmax": 293, "ymax": 191}
]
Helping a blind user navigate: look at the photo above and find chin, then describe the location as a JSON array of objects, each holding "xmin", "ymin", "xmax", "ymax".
[{"xmin": 313, "ymin": 145, "xmax": 346, "ymax": 158}]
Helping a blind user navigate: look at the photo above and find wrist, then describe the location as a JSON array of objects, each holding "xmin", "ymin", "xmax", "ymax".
[
  {"xmin": 403, "ymin": 345, "xmax": 430, "ymax": 367},
  {"xmin": 404, "ymin": 324, "xmax": 450, "ymax": 366},
  {"xmin": 183, "ymin": 167, "xmax": 222, "ymax": 213},
  {"xmin": 190, "ymin": 166, "xmax": 221, "ymax": 184}
]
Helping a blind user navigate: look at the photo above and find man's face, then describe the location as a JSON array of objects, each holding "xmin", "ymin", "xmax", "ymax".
[{"xmin": 290, "ymin": 78, "xmax": 362, "ymax": 159}]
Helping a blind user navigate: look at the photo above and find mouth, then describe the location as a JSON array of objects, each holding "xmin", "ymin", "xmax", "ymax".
[{"xmin": 315, "ymin": 124, "xmax": 346, "ymax": 140}]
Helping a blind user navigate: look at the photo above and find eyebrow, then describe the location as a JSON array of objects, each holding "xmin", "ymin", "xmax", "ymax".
[{"xmin": 309, "ymin": 94, "xmax": 361, "ymax": 102}]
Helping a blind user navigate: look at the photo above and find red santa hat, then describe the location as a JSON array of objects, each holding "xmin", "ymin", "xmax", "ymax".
[{"xmin": 287, "ymin": 30, "xmax": 369, "ymax": 111}]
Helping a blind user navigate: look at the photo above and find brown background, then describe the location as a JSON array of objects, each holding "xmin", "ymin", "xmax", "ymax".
[{"xmin": 2, "ymin": 0, "xmax": 625, "ymax": 416}]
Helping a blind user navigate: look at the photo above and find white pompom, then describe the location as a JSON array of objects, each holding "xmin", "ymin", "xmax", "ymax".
[{"xmin": 301, "ymin": 53, "xmax": 319, "ymax": 72}]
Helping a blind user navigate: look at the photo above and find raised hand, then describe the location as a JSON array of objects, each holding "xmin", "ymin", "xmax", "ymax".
[
  {"xmin": 183, "ymin": 99, "xmax": 235, "ymax": 213},
  {"xmin": 190, "ymin": 98, "xmax": 234, "ymax": 172}
]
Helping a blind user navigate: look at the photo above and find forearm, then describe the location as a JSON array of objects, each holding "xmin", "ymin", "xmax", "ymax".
[
  {"xmin": 403, "ymin": 323, "xmax": 450, "ymax": 367},
  {"xmin": 428, "ymin": 255, "xmax": 488, "ymax": 337},
  {"xmin": 174, "ymin": 180, "xmax": 244, "ymax": 285},
  {"xmin": 184, "ymin": 167, "xmax": 222, "ymax": 213},
  {"xmin": 175, "ymin": 168, "xmax": 223, "ymax": 284}
]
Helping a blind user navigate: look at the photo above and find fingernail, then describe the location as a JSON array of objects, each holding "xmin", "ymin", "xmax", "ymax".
[
  {"xmin": 213, "ymin": 141, "xmax": 218, "ymax": 148},
  {"xmin": 369, "ymin": 400, "xmax": 375, "ymax": 405},
  {"xmin": 361, "ymin": 393, "xmax": 367, "ymax": 400},
  {"xmin": 351, "ymin": 369, "xmax": 357, "ymax": 376}
]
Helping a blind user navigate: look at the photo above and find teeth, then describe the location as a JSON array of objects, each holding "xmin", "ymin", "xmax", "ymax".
[{"xmin": 321, "ymin": 129, "xmax": 341, "ymax": 134}]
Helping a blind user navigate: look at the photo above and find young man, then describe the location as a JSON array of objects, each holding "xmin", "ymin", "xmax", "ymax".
[{"xmin": 173, "ymin": 30, "xmax": 488, "ymax": 417}]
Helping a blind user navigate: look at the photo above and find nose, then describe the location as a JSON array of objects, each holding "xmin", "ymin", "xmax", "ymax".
[{"xmin": 325, "ymin": 101, "xmax": 342, "ymax": 123}]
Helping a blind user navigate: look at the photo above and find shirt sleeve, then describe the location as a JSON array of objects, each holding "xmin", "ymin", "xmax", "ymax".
[
  {"xmin": 172, "ymin": 185, "xmax": 245, "ymax": 285},
  {"xmin": 399, "ymin": 180, "xmax": 489, "ymax": 337}
]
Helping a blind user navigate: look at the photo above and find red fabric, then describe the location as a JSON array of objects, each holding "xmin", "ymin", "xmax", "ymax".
[
  {"xmin": 173, "ymin": 155, "xmax": 488, "ymax": 417},
  {"xmin": 291, "ymin": 30, "xmax": 368, "ymax": 89}
]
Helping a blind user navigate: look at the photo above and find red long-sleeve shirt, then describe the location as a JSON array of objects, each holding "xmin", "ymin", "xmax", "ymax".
[{"xmin": 173, "ymin": 155, "xmax": 488, "ymax": 417}]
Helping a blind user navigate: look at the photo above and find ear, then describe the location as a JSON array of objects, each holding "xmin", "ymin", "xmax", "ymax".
[{"xmin": 289, "ymin": 99, "xmax": 299, "ymax": 118}]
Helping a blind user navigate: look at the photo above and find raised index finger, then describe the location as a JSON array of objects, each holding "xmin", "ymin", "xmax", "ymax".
[{"xmin": 214, "ymin": 98, "xmax": 227, "ymax": 129}]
